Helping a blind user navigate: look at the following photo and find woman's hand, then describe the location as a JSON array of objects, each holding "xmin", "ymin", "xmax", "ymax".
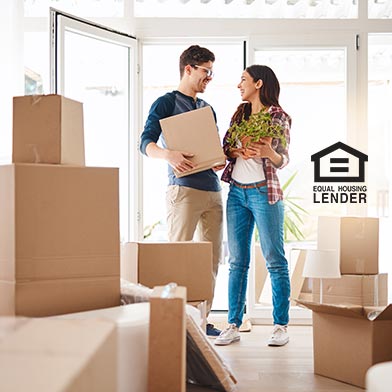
[
  {"xmin": 246, "ymin": 137, "xmax": 283, "ymax": 167},
  {"xmin": 246, "ymin": 137, "xmax": 273, "ymax": 158},
  {"xmin": 226, "ymin": 147, "xmax": 248, "ymax": 159}
]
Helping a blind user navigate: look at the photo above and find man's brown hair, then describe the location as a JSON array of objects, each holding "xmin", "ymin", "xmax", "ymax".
[{"xmin": 179, "ymin": 45, "xmax": 215, "ymax": 78}]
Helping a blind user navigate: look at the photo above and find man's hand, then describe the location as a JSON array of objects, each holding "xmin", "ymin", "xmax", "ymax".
[
  {"xmin": 145, "ymin": 142, "xmax": 196, "ymax": 172},
  {"xmin": 166, "ymin": 150, "xmax": 195, "ymax": 173}
]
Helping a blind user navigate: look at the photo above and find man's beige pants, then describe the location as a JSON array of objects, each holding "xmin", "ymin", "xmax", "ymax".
[{"xmin": 166, "ymin": 185, "xmax": 223, "ymax": 313}]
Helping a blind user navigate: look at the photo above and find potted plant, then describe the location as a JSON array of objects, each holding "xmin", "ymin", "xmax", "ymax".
[{"xmin": 226, "ymin": 109, "xmax": 287, "ymax": 150}]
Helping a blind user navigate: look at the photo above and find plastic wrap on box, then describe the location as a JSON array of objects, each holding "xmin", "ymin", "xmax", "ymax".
[{"xmin": 120, "ymin": 278, "xmax": 153, "ymax": 304}]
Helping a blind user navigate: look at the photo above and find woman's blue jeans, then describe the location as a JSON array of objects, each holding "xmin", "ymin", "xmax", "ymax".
[{"xmin": 226, "ymin": 183, "xmax": 290, "ymax": 327}]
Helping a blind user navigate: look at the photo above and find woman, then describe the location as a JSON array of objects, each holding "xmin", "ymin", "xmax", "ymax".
[{"xmin": 215, "ymin": 65, "xmax": 292, "ymax": 347}]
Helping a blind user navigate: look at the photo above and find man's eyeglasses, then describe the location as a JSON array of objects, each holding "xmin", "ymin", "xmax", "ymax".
[{"xmin": 191, "ymin": 64, "xmax": 214, "ymax": 78}]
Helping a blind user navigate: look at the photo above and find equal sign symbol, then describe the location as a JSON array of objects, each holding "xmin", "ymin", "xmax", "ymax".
[{"xmin": 329, "ymin": 158, "xmax": 349, "ymax": 172}]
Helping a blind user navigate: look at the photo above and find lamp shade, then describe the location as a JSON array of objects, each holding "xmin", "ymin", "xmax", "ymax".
[{"xmin": 302, "ymin": 249, "xmax": 341, "ymax": 279}]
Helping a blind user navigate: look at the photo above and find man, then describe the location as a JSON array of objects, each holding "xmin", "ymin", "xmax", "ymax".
[{"xmin": 139, "ymin": 45, "xmax": 223, "ymax": 337}]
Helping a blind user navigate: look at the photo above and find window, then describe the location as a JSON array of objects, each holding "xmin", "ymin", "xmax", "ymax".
[
  {"xmin": 368, "ymin": 33, "xmax": 392, "ymax": 302},
  {"xmin": 368, "ymin": 0, "xmax": 392, "ymax": 19},
  {"xmin": 368, "ymin": 34, "xmax": 392, "ymax": 218},
  {"xmin": 142, "ymin": 40, "xmax": 244, "ymax": 242},
  {"xmin": 247, "ymin": 34, "xmax": 356, "ymax": 321},
  {"xmin": 141, "ymin": 40, "xmax": 244, "ymax": 310},
  {"xmin": 251, "ymin": 36, "xmax": 355, "ymax": 240}
]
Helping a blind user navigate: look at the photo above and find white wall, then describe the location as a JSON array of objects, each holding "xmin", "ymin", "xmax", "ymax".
[{"xmin": 0, "ymin": 0, "xmax": 24, "ymax": 163}]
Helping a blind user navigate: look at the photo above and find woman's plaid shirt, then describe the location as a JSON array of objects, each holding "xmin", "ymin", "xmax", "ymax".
[{"xmin": 221, "ymin": 104, "xmax": 292, "ymax": 205}]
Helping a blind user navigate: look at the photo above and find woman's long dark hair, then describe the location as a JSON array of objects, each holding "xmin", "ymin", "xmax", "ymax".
[
  {"xmin": 247, "ymin": 64, "xmax": 281, "ymax": 108},
  {"xmin": 230, "ymin": 64, "xmax": 281, "ymax": 126}
]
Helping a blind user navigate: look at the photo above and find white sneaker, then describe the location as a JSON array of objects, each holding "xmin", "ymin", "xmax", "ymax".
[
  {"xmin": 214, "ymin": 323, "xmax": 240, "ymax": 346},
  {"xmin": 267, "ymin": 324, "xmax": 289, "ymax": 346}
]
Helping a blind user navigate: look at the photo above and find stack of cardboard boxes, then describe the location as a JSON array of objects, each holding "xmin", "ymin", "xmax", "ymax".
[
  {"xmin": 297, "ymin": 216, "xmax": 392, "ymax": 388},
  {"xmin": 300, "ymin": 217, "xmax": 387, "ymax": 306},
  {"xmin": 0, "ymin": 94, "xmax": 121, "ymax": 317},
  {"xmin": 0, "ymin": 94, "xmax": 222, "ymax": 391}
]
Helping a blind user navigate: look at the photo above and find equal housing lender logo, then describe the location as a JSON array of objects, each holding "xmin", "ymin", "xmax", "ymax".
[{"xmin": 310, "ymin": 141, "xmax": 368, "ymax": 204}]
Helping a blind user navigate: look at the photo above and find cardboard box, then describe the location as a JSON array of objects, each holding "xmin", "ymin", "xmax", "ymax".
[
  {"xmin": 12, "ymin": 94, "xmax": 85, "ymax": 165},
  {"xmin": 0, "ymin": 164, "xmax": 120, "ymax": 316},
  {"xmin": 309, "ymin": 273, "xmax": 388, "ymax": 306},
  {"xmin": 0, "ymin": 164, "xmax": 120, "ymax": 281},
  {"xmin": 0, "ymin": 277, "xmax": 120, "ymax": 317},
  {"xmin": 297, "ymin": 300, "xmax": 392, "ymax": 388},
  {"xmin": 0, "ymin": 317, "xmax": 117, "ymax": 391},
  {"xmin": 148, "ymin": 285, "xmax": 186, "ymax": 392},
  {"xmin": 159, "ymin": 106, "xmax": 226, "ymax": 178},
  {"xmin": 56, "ymin": 303, "xmax": 150, "ymax": 392},
  {"xmin": 318, "ymin": 216, "xmax": 379, "ymax": 274},
  {"xmin": 121, "ymin": 241, "xmax": 213, "ymax": 302}
]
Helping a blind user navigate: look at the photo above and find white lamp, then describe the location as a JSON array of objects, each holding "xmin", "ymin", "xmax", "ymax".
[{"xmin": 302, "ymin": 249, "xmax": 341, "ymax": 304}]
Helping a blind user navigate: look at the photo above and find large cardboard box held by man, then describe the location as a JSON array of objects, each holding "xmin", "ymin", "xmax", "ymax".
[
  {"xmin": 0, "ymin": 164, "xmax": 120, "ymax": 316},
  {"xmin": 297, "ymin": 300, "xmax": 392, "ymax": 388},
  {"xmin": 159, "ymin": 106, "xmax": 226, "ymax": 178},
  {"xmin": 121, "ymin": 241, "xmax": 213, "ymax": 302},
  {"xmin": 318, "ymin": 216, "xmax": 379, "ymax": 274},
  {"xmin": 12, "ymin": 94, "xmax": 85, "ymax": 165},
  {"xmin": 0, "ymin": 317, "xmax": 117, "ymax": 391}
]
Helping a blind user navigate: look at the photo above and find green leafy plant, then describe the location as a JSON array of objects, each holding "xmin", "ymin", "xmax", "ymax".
[
  {"xmin": 254, "ymin": 171, "xmax": 308, "ymax": 243},
  {"xmin": 226, "ymin": 109, "xmax": 286, "ymax": 149},
  {"xmin": 282, "ymin": 171, "xmax": 308, "ymax": 242},
  {"xmin": 143, "ymin": 220, "xmax": 161, "ymax": 239}
]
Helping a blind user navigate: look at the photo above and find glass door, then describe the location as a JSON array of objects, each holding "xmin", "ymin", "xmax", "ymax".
[
  {"xmin": 247, "ymin": 34, "xmax": 357, "ymax": 323},
  {"xmin": 50, "ymin": 9, "xmax": 138, "ymax": 242}
]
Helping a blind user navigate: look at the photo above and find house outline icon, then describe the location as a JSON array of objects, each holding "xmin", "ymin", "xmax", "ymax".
[{"xmin": 311, "ymin": 141, "xmax": 368, "ymax": 182}]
